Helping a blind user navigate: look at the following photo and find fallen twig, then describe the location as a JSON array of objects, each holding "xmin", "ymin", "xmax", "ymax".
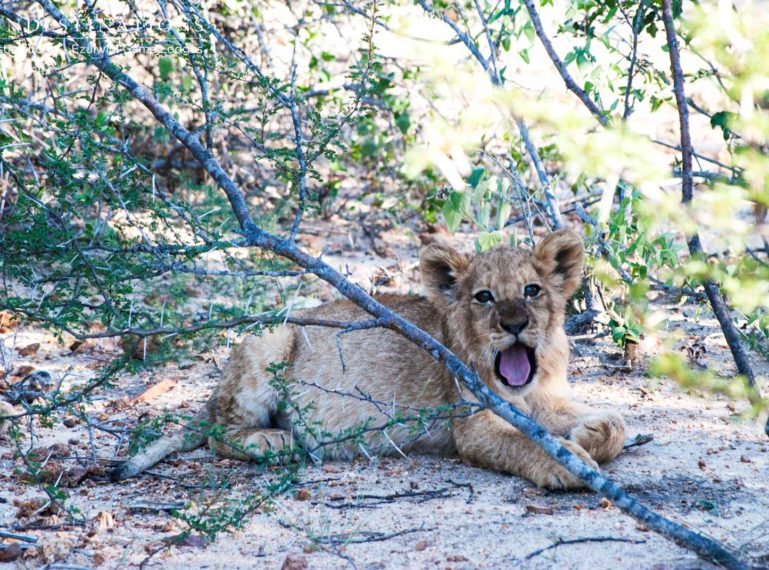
[
  {"xmin": 623, "ymin": 433, "xmax": 654, "ymax": 450},
  {"xmin": 314, "ymin": 526, "xmax": 434, "ymax": 545},
  {"xmin": 323, "ymin": 487, "xmax": 452, "ymax": 509},
  {"xmin": 0, "ymin": 530, "xmax": 38, "ymax": 543},
  {"xmin": 445, "ymin": 479, "xmax": 475, "ymax": 504},
  {"xmin": 128, "ymin": 501, "xmax": 187, "ymax": 513},
  {"xmin": 524, "ymin": 536, "xmax": 647, "ymax": 560}
]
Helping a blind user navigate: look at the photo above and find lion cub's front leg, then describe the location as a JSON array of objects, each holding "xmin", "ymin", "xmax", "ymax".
[
  {"xmin": 531, "ymin": 397, "xmax": 626, "ymax": 464},
  {"xmin": 568, "ymin": 411, "xmax": 625, "ymax": 463},
  {"xmin": 452, "ymin": 410, "xmax": 598, "ymax": 489}
]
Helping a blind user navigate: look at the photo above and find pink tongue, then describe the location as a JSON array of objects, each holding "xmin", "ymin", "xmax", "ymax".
[{"xmin": 499, "ymin": 345, "xmax": 531, "ymax": 386}]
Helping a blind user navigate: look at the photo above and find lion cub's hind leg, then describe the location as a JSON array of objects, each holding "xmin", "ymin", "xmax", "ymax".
[{"xmin": 211, "ymin": 328, "xmax": 297, "ymax": 463}]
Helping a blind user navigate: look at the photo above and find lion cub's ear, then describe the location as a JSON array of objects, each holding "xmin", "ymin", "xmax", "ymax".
[
  {"xmin": 420, "ymin": 243, "xmax": 470, "ymax": 306},
  {"xmin": 533, "ymin": 229, "xmax": 584, "ymax": 298}
]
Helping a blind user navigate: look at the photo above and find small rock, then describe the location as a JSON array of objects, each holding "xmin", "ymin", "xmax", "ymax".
[
  {"xmin": 294, "ymin": 488, "xmax": 311, "ymax": 501},
  {"xmin": 17, "ymin": 343, "xmax": 40, "ymax": 357},
  {"xmin": 599, "ymin": 497, "xmax": 614, "ymax": 509},
  {"xmin": 525, "ymin": 504, "xmax": 554, "ymax": 515},
  {"xmin": 281, "ymin": 554, "xmax": 309, "ymax": 570},
  {"xmin": 0, "ymin": 543, "xmax": 24, "ymax": 562},
  {"xmin": 414, "ymin": 540, "xmax": 430, "ymax": 551},
  {"xmin": 178, "ymin": 534, "xmax": 208, "ymax": 548},
  {"xmin": 740, "ymin": 455, "xmax": 752, "ymax": 463}
]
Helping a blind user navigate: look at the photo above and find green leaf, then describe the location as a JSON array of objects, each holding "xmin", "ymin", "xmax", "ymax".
[
  {"xmin": 158, "ymin": 57, "xmax": 173, "ymax": 81},
  {"xmin": 395, "ymin": 111, "xmax": 411, "ymax": 134},
  {"xmin": 710, "ymin": 111, "xmax": 735, "ymax": 141},
  {"xmin": 360, "ymin": 138, "xmax": 379, "ymax": 158},
  {"xmin": 467, "ymin": 167, "xmax": 485, "ymax": 188},
  {"xmin": 442, "ymin": 191, "xmax": 466, "ymax": 233},
  {"xmin": 475, "ymin": 231, "xmax": 503, "ymax": 252},
  {"xmin": 523, "ymin": 21, "xmax": 535, "ymax": 42}
]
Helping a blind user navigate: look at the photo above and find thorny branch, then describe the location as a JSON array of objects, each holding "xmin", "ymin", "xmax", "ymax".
[
  {"xmin": 0, "ymin": 308, "xmax": 387, "ymax": 343},
  {"xmin": 287, "ymin": 64, "xmax": 308, "ymax": 242},
  {"xmin": 25, "ymin": 1, "xmax": 748, "ymax": 567}
]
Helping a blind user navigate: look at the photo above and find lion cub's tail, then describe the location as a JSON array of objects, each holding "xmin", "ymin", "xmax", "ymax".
[{"xmin": 109, "ymin": 398, "xmax": 215, "ymax": 481}]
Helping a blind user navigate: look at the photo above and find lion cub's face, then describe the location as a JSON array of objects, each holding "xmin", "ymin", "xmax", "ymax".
[{"xmin": 420, "ymin": 230, "xmax": 583, "ymax": 395}]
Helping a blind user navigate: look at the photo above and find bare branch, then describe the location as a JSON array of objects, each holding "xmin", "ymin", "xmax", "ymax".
[
  {"xmin": 519, "ymin": 0, "xmax": 608, "ymax": 125},
  {"xmin": 288, "ymin": 65, "xmax": 308, "ymax": 242},
  {"xmin": 0, "ymin": 306, "xmax": 386, "ymax": 340},
  {"xmin": 622, "ymin": 1, "xmax": 646, "ymax": 120},
  {"xmin": 516, "ymin": 120, "xmax": 562, "ymax": 230},
  {"xmin": 415, "ymin": 0, "xmax": 489, "ymax": 73}
]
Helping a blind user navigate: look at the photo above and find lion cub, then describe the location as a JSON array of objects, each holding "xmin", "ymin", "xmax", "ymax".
[{"xmin": 112, "ymin": 229, "xmax": 625, "ymax": 488}]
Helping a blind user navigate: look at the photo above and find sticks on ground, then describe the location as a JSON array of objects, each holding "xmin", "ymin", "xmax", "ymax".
[
  {"xmin": 525, "ymin": 536, "xmax": 647, "ymax": 560},
  {"xmin": 323, "ymin": 487, "xmax": 453, "ymax": 509}
]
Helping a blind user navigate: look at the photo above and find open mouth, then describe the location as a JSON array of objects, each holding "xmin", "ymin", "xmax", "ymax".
[{"xmin": 494, "ymin": 344, "xmax": 537, "ymax": 388}]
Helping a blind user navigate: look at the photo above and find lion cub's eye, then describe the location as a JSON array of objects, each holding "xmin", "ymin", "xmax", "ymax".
[
  {"xmin": 523, "ymin": 284, "xmax": 541, "ymax": 299},
  {"xmin": 474, "ymin": 290, "xmax": 494, "ymax": 304}
]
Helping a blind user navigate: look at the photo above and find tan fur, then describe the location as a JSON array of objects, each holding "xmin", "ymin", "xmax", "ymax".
[
  {"xmin": 0, "ymin": 400, "xmax": 15, "ymax": 438},
  {"xmin": 112, "ymin": 230, "xmax": 626, "ymax": 488}
]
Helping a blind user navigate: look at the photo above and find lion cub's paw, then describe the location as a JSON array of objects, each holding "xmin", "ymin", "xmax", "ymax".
[
  {"xmin": 530, "ymin": 438, "xmax": 598, "ymax": 490},
  {"xmin": 569, "ymin": 412, "xmax": 626, "ymax": 464}
]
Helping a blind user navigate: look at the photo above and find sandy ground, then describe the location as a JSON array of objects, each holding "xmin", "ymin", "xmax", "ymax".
[
  {"xmin": 1, "ymin": 265, "xmax": 769, "ymax": 570},
  {"xmin": 2, "ymin": 201, "xmax": 769, "ymax": 570}
]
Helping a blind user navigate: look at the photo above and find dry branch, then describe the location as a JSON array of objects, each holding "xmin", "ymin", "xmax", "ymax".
[
  {"xmin": 26, "ymin": 2, "xmax": 749, "ymax": 568},
  {"xmin": 519, "ymin": 0, "xmax": 608, "ymax": 125}
]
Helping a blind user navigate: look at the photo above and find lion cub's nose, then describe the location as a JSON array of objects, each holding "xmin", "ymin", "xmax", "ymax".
[{"xmin": 501, "ymin": 317, "xmax": 529, "ymax": 336}]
